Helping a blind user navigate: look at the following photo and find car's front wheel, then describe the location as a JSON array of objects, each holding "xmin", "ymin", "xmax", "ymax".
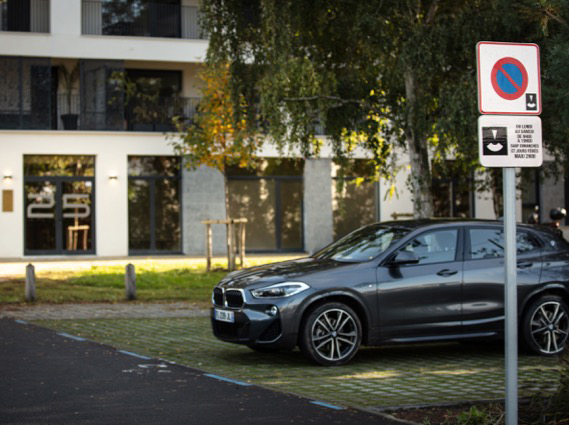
[
  {"xmin": 522, "ymin": 295, "xmax": 569, "ymax": 355},
  {"xmin": 299, "ymin": 302, "xmax": 362, "ymax": 366}
]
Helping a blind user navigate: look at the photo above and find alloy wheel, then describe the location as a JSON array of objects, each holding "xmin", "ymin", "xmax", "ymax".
[
  {"xmin": 310, "ymin": 308, "xmax": 359, "ymax": 362},
  {"xmin": 529, "ymin": 301, "xmax": 569, "ymax": 354}
]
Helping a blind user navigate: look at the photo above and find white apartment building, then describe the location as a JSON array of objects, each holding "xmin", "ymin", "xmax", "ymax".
[{"xmin": 0, "ymin": 0, "xmax": 565, "ymax": 259}]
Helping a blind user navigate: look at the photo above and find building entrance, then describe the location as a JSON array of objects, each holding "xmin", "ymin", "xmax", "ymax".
[{"xmin": 24, "ymin": 155, "xmax": 95, "ymax": 255}]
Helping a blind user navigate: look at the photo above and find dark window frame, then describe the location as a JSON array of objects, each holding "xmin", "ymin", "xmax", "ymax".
[
  {"xmin": 127, "ymin": 156, "xmax": 183, "ymax": 255},
  {"xmin": 465, "ymin": 226, "xmax": 542, "ymax": 261},
  {"xmin": 227, "ymin": 175, "xmax": 304, "ymax": 253},
  {"xmin": 23, "ymin": 172, "xmax": 96, "ymax": 256},
  {"xmin": 332, "ymin": 176, "xmax": 379, "ymax": 240}
]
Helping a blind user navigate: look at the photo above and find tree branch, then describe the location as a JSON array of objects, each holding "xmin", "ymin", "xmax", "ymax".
[
  {"xmin": 282, "ymin": 95, "xmax": 364, "ymax": 104},
  {"xmin": 545, "ymin": 9, "xmax": 569, "ymax": 29},
  {"xmin": 425, "ymin": 0, "xmax": 440, "ymax": 25}
]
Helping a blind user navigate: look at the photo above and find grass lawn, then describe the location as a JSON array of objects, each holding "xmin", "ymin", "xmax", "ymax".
[{"xmin": 0, "ymin": 256, "xmax": 301, "ymax": 305}]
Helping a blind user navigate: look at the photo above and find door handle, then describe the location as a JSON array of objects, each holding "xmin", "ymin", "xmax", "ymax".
[
  {"xmin": 437, "ymin": 269, "xmax": 458, "ymax": 277},
  {"xmin": 517, "ymin": 261, "xmax": 533, "ymax": 269}
]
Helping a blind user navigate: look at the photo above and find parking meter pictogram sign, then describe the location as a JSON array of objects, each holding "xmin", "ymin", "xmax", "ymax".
[{"xmin": 477, "ymin": 42, "xmax": 541, "ymax": 115}]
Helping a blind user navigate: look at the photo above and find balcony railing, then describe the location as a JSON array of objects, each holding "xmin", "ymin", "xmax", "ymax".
[
  {"xmin": 57, "ymin": 94, "xmax": 199, "ymax": 131},
  {"xmin": 0, "ymin": 0, "xmax": 50, "ymax": 33},
  {"xmin": 1, "ymin": 92, "xmax": 199, "ymax": 132},
  {"xmin": 82, "ymin": 0, "xmax": 205, "ymax": 40}
]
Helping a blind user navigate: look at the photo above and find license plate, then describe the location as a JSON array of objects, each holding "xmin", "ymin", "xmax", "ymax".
[{"xmin": 214, "ymin": 308, "xmax": 235, "ymax": 323}]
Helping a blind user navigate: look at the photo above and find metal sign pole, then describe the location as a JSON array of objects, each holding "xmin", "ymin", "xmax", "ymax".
[{"xmin": 503, "ymin": 167, "xmax": 518, "ymax": 425}]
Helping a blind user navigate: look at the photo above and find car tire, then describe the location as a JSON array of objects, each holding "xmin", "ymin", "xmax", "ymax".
[
  {"xmin": 522, "ymin": 295, "xmax": 569, "ymax": 356},
  {"xmin": 299, "ymin": 302, "xmax": 362, "ymax": 366}
]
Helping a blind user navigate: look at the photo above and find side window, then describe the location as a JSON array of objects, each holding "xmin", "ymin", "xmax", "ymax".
[
  {"xmin": 468, "ymin": 228, "xmax": 540, "ymax": 260},
  {"xmin": 401, "ymin": 229, "xmax": 458, "ymax": 265},
  {"xmin": 469, "ymin": 228, "xmax": 504, "ymax": 259},
  {"xmin": 539, "ymin": 232, "xmax": 564, "ymax": 252},
  {"xmin": 517, "ymin": 232, "xmax": 541, "ymax": 255}
]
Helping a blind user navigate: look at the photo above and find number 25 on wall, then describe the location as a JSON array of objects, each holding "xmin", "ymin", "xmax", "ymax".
[{"xmin": 27, "ymin": 194, "xmax": 91, "ymax": 219}]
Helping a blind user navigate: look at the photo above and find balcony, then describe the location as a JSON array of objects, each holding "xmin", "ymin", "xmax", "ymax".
[
  {"xmin": 82, "ymin": 0, "xmax": 204, "ymax": 40},
  {"xmin": 56, "ymin": 94, "xmax": 200, "ymax": 131},
  {"xmin": 0, "ymin": 0, "xmax": 50, "ymax": 33},
  {"xmin": 0, "ymin": 57, "xmax": 201, "ymax": 132}
]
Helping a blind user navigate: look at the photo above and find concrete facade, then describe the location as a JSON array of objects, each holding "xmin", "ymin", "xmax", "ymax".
[
  {"xmin": 303, "ymin": 159, "xmax": 334, "ymax": 254},
  {"xmin": 182, "ymin": 164, "xmax": 227, "ymax": 255}
]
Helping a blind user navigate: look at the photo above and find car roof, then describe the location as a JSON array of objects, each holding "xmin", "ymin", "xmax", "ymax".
[
  {"xmin": 376, "ymin": 218, "xmax": 548, "ymax": 231},
  {"xmin": 378, "ymin": 218, "xmax": 501, "ymax": 229}
]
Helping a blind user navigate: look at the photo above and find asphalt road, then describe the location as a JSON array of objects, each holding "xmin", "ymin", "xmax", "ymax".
[{"xmin": 0, "ymin": 319, "xmax": 400, "ymax": 425}]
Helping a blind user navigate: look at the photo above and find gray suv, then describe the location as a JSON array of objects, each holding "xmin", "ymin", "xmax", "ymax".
[{"xmin": 211, "ymin": 220, "xmax": 569, "ymax": 365}]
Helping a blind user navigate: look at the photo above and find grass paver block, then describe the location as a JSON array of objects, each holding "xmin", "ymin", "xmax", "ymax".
[{"xmin": 34, "ymin": 317, "xmax": 561, "ymax": 410}]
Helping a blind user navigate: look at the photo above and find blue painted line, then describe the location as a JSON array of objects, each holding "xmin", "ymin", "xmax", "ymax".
[
  {"xmin": 310, "ymin": 401, "xmax": 345, "ymax": 410},
  {"xmin": 117, "ymin": 350, "xmax": 151, "ymax": 360},
  {"xmin": 57, "ymin": 332, "xmax": 86, "ymax": 342},
  {"xmin": 204, "ymin": 373, "xmax": 253, "ymax": 387},
  {"xmin": 14, "ymin": 320, "xmax": 28, "ymax": 325}
]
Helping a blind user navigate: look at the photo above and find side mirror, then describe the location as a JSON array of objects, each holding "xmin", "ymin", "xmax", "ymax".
[{"xmin": 389, "ymin": 250, "xmax": 420, "ymax": 266}]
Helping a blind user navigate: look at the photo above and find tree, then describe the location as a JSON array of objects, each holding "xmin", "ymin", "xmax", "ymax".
[
  {"xmin": 171, "ymin": 61, "xmax": 262, "ymax": 213},
  {"xmin": 201, "ymin": 0, "xmax": 529, "ymax": 218}
]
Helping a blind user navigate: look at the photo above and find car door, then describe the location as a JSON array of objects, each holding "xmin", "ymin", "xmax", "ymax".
[
  {"xmin": 462, "ymin": 226, "xmax": 543, "ymax": 335},
  {"xmin": 377, "ymin": 227, "xmax": 464, "ymax": 341}
]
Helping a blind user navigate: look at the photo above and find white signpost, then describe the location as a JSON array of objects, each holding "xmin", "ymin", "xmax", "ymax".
[
  {"xmin": 477, "ymin": 42, "xmax": 541, "ymax": 114},
  {"xmin": 478, "ymin": 115, "xmax": 543, "ymax": 168},
  {"xmin": 476, "ymin": 41, "xmax": 542, "ymax": 425}
]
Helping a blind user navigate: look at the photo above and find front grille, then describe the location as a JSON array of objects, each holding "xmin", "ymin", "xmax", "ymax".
[
  {"xmin": 212, "ymin": 320, "xmax": 250, "ymax": 340},
  {"xmin": 213, "ymin": 287, "xmax": 223, "ymax": 306},
  {"xmin": 225, "ymin": 290, "xmax": 244, "ymax": 308}
]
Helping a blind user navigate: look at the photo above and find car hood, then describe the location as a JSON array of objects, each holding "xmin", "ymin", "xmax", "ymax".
[{"xmin": 217, "ymin": 257, "xmax": 351, "ymax": 289}]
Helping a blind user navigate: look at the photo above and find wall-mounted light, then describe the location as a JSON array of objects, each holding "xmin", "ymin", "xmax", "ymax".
[
  {"xmin": 3, "ymin": 174, "xmax": 13, "ymax": 185},
  {"xmin": 108, "ymin": 173, "xmax": 118, "ymax": 181}
]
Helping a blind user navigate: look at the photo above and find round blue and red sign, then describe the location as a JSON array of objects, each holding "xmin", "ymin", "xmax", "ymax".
[{"xmin": 491, "ymin": 57, "xmax": 528, "ymax": 100}]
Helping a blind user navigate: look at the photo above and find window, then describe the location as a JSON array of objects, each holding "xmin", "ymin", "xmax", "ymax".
[
  {"xmin": 24, "ymin": 155, "xmax": 95, "ymax": 255},
  {"xmin": 468, "ymin": 228, "xmax": 541, "ymax": 259},
  {"xmin": 124, "ymin": 69, "xmax": 182, "ymax": 132},
  {"xmin": 400, "ymin": 229, "xmax": 458, "ymax": 265},
  {"xmin": 432, "ymin": 161, "xmax": 472, "ymax": 218},
  {"xmin": 521, "ymin": 168, "xmax": 541, "ymax": 223},
  {"xmin": 332, "ymin": 160, "xmax": 378, "ymax": 239},
  {"xmin": 128, "ymin": 156, "xmax": 181, "ymax": 254},
  {"xmin": 227, "ymin": 159, "xmax": 304, "ymax": 252},
  {"xmin": 314, "ymin": 224, "xmax": 409, "ymax": 263}
]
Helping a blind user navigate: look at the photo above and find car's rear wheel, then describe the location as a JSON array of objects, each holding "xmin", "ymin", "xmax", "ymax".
[
  {"xmin": 299, "ymin": 302, "xmax": 362, "ymax": 366},
  {"xmin": 522, "ymin": 295, "xmax": 569, "ymax": 355}
]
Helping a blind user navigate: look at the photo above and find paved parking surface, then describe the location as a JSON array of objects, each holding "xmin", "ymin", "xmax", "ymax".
[
  {"xmin": 19, "ymin": 305, "xmax": 560, "ymax": 413},
  {"xmin": 0, "ymin": 319, "xmax": 400, "ymax": 425},
  {"xmin": 0, "ymin": 302, "xmax": 209, "ymax": 320}
]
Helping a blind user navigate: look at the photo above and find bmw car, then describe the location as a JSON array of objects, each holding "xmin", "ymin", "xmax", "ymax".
[{"xmin": 211, "ymin": 220, "xmax": 569, "ymax": 366}]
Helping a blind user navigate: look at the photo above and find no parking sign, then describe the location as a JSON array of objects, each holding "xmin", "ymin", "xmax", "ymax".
[{"xmin": 477, "ymin": 42, "xmax": 541, "ymax": 114}]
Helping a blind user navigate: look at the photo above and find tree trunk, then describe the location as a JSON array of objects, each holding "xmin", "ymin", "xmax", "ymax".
[
  {"xmin": 222, "ymin": 167, "xmax": 235, "ymax": 270},
  {"xmin": 491, "ymin": 168, "xmax": 503, "ymax": 218},
  {"xmin": 404, "ymin": 70, "xmax": 434, "ymax": 219}
]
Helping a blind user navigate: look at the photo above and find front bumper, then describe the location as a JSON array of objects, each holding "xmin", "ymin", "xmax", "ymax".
[{"xmin": 210, "ymin": 288, "xmax": 299, "ymax": 350}]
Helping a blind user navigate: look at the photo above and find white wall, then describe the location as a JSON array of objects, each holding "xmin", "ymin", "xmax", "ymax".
[
  {"xmin": 0, "ymin": 0, "xmax": 207, "ymax": 64},
  {"xmin": 0, "ymin": 131, "xmax": 176, "ymax": 258}
]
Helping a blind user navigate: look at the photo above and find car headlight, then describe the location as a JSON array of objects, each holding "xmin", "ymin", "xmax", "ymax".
[{"xmin": 250, "ymin": 282, "xmax": 310, "ymax": 298}]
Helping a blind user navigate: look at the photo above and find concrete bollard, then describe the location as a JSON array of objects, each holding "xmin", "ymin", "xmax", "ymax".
[
  {"xmin": 125, "ymin": 263, "xmax": 136, "ymax": 301},
  {"xmin": 25, "ymin": 263, "xmax": 36, "ymax": 302}
]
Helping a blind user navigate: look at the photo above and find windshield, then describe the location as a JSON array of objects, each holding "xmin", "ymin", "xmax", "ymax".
[{"xmin": 313, "ymin": 224, "xmax": 410, "ymax": 262}]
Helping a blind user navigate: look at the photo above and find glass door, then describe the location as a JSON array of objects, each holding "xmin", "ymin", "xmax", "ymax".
[
  {"xmin": 128, "ymin": 156, "xmax": 181, "ymax": 254},
  {"xmin": 24, "ymin": 181, "xmax": 57, "ymax": 252},
  {"xmin": 24, "ymin": 155, "xmax": 95, "ymax": 255}
]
